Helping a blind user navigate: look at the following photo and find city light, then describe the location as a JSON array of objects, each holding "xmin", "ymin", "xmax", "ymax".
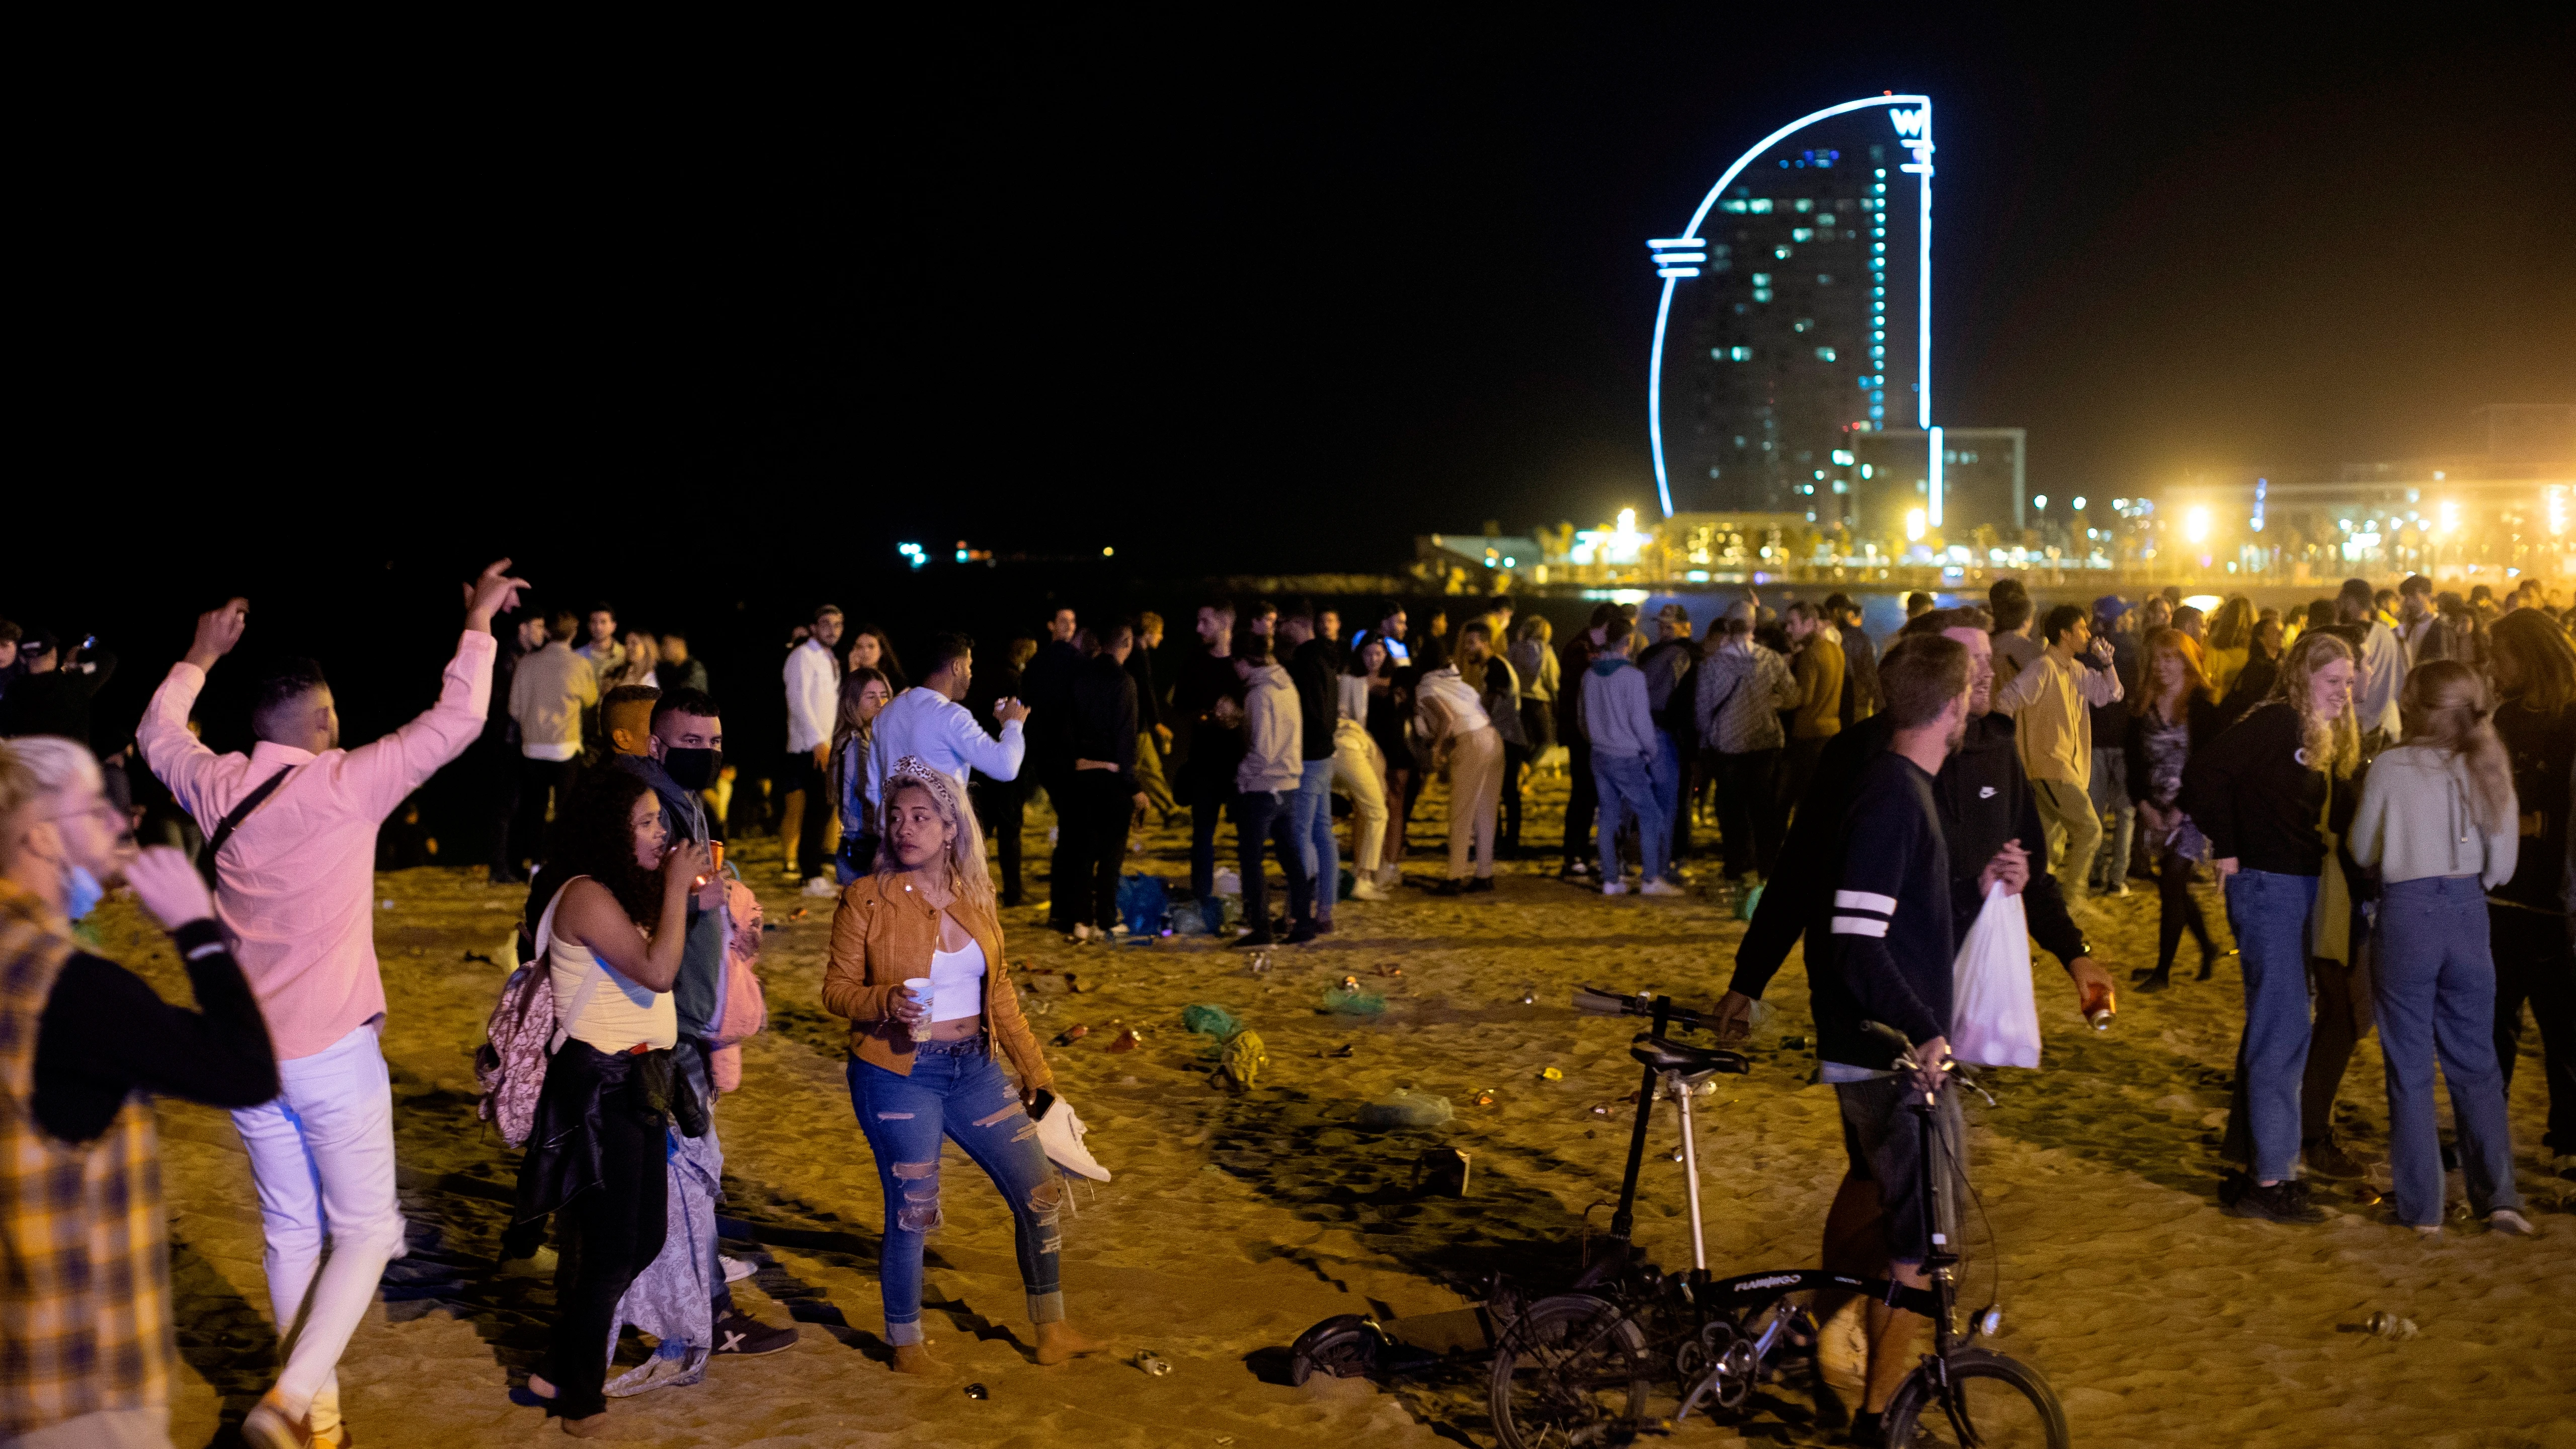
[
  {"xmin": 897, "ymin": 542, "xmax": 926, "ymax": 569},
  {"xmin": 2033, "ymin": 494, "xmax": 2048, "ymax": 511},
  {"xmin": 2071, "ymin": 496, "xmax": 2086, "ymax": 511},
  {"xmin": 2549, "ymin": 488, "xmax": 2568, "ymax": 536},
  {"xmin": 2185, "ymin": 508, "xmax": 2211, "ymax": 544},
  {"xmin": 1905, "ymin": 507, "xmax": 1926, "ymax": 542},
  {"xmin": 1928, "ymin": 424, "xmax": 1944, "ymax": 526},
  {"xmin": 2440, "ymin": 500, "xmax": 2461, "ymax": 535},
  {"xmin": 1644, "ymin": 93, "xmax": 1934, "ymax": 516}
]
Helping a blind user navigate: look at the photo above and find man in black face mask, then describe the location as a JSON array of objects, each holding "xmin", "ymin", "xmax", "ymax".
[{"xmin": 580, "ymin": 686, "xmax": 801, "ymax": 1367}]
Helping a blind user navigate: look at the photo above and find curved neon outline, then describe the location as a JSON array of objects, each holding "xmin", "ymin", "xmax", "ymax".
[{"xmin": 1647, "ymin": 95, "xmax": 1931, "ymax": 518}]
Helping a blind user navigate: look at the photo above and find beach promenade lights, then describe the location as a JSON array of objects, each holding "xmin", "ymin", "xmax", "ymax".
[{"xmin": 1646, "ymin": 94, "xmax": 1935, "ymax": 519}]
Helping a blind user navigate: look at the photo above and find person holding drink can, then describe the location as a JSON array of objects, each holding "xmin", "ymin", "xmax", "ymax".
[{"xmin": 822, "ymin": 755, "xmax": 1096, "ymax": 1376}]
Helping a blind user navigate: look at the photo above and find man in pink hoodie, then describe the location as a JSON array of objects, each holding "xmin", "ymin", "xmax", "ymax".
[{"xmin": 137, "ymin": 559, "xmax": 528, "ymax": 1449}]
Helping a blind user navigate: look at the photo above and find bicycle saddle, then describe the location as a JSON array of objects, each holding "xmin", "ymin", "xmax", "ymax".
[{"xmin": 1631, "ymin": 1033, "xmax": 1750, "ymax": 1076}]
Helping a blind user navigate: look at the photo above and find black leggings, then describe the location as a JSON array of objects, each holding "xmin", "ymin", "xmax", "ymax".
[
  {"xmin": 2155, "ymin": 844, "xmax": 2214, "ymax": 971},
  {"xmin": 546, "ymin": 1074, "xmax": 669, "ymax": 1420}
]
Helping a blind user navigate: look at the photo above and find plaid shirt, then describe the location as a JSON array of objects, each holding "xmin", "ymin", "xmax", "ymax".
[{"xmin": 2, "ymin": 883, "xmax": 174, "ymax": 1435}]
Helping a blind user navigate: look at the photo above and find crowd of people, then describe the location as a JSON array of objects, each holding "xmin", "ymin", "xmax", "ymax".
[{"xmin": 3, "ymin": 561, "xmax": 2572, "ymax": 1446}]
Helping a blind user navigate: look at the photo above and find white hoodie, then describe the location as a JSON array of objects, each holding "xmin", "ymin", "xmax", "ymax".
[
  {"xmin": 1235, "ymin": 663, "xmax": 1303, "ymax": 794},
  {"xmin": 2348, "ymin": 743, "xmax": 2519, "ymax": 889}
]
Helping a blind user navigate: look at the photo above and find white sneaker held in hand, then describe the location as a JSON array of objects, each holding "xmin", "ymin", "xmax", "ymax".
[{"xmin": 1037, "ymin": 1095, "xmax": 1110, "ymax": 1181}]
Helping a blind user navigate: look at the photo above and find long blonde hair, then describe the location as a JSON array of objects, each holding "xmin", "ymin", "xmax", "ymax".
[
  {"xmin": 877, "ymin": 757, "xmax": 994, "ymax": 914},
  {"xmin": 2402, "ymin": 660, "xmax": 2516, "ymax": 833},
  {"xmin": 2274, "ymin": 630, "xmax": 2360, "ymax": 779}
]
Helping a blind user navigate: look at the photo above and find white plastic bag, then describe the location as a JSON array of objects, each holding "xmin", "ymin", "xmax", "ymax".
[{"xmin": 1950, "ymin": 880, "xmax": 2042, "ymax": 1068}]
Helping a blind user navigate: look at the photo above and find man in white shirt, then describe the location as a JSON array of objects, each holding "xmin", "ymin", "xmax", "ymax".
[
  {"xmin": 867, "ymin": 632, "xmax": 1029, "ymax": 834},
  {"xmin": 781, "ymin": 605, "xmax": 843, "ymax": 886},
  {"xmin": 505, "ymin": 608, "xmax": 599, "ymax": 877},
  {"xmin": 2339, "ymin": 577, "xmax": 2405, "ymax": 750},
  {"xmin": 2393, "ymin": 575, "xmax": 2438, "ymax": 665},
  {"xmin": 575, "ymin": 602, "xmax": 625, "ymax": 679}
]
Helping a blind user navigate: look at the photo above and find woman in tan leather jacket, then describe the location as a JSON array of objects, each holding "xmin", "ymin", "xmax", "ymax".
[{"xmin": 823, "ymin": 757, "xmax": 1096, "ymax": 1375}]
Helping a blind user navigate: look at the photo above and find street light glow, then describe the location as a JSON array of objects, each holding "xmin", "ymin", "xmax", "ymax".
[
  {"xmin": 1905, "ymin": 508, "xmax": 1926, "ymax": 541},
  {"xmin": 2185, "ymin": 507, "xmax": 2211, "ymax": 544}
]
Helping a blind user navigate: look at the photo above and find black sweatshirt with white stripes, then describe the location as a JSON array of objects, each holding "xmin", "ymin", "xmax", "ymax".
[{"xmin": 1813, "ymin": 750, "xmax": 1956, "ymax": 1070}]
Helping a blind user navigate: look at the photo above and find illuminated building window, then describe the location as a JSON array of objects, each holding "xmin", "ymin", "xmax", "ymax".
[
  {"xmin": 1815, "ymin": 347, "xmax": 1836, "ymax": 361},
  {"xmin": 1753, "ymin": 290, "xmax": 1772, "ymax": 302},
  {"xmin": 1793, "ymin": 228, "xmax": 1814, "ymax": 242},
  {"xmin": 1793, "ymin": 318, "xmax": 1812, "ymax": 333},
  {"xmin": 1817, "ymin": 274, "xmax": 1833, "ymax": 285},
  {"xmin": 1751, "ymin": 272, "xmax": 1770, "ymax": 286},
  {"xmin": 1750, "ymin": 198, "xmax": 1773, "ymax": 212},
  {"xmin": 1817, "ymin": 214, "xmax": 1835, "ymax": 226},
  {"xmin": 1795, "ymin": 198, "xmax": 1813, "ymax": 212},
  {"xmin": 1774, "ymin": 246, "xmax": 1792, "ymax": 260},
  {"xmin": 1728, "ymin": 346, "xmax": 1753, "ymax": 361},
  {"xmin": 1733, "ymin": 436, "xmax": 1747, "ymax": 447}
]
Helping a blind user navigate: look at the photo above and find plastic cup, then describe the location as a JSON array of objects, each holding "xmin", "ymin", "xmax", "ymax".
[{"xmin": 902, "ymin": 978, "xmax": 933, "ymax": 1021}]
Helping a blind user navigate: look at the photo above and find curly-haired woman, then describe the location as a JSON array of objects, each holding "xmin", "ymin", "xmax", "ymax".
[
  {"xmin": 2182, "ymin": 629, "xmax": 2359, "ymax": 1225},
  {"xmin": 517, "ymin": 772, "xmax": 708, "ymax": 1436},
  {"xmin": 823, "ymin": 758, "xmax": 1096, "ymax": 1376}
]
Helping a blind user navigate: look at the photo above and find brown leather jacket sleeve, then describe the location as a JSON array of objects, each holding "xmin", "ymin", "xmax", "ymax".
[
  {"xmin": 822, "ymin": 886, "xmax": 901, "ymax": 1025},
  {"xmin": 979, "ymin": 922, "xmax": 1052, "ymax": 1092}
]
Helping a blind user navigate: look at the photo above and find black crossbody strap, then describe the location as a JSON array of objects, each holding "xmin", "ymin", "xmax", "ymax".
[{"xmin": 197, "ymin": 766, "xmax": 297, "ymax": 888}]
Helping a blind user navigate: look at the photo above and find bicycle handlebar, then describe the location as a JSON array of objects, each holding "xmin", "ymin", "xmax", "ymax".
[
  {"xmin": 1574, "ymin": 985, "xmax": 1720, "ymax": 1033},
  {"xmin": 1859, "ymin": 1019, "xmax": 1989, "ymax": 1096}
]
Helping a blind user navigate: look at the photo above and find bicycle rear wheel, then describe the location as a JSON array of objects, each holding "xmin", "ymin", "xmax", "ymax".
[
  {"xmin": 1488, "ymin": 1293, "xmax": 1652, "ymax": 1449},
  {"xmin": 1883, "ymin": 1348, "xmax": 2069, "ymax": 1448}
]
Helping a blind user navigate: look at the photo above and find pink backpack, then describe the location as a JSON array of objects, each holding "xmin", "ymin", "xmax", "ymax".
[
  {"xmin": 474, "ymin": 881, "xmax": 603, "ymax": 1146},
  {"xmin": 704, "ymin": 877, "xmax": 769, "ymax": 1093}
]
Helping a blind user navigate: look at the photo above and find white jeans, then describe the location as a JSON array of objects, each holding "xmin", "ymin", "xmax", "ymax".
[
  {"xmin": 1330, "ymin": 718, "xmax": 1387, "ymax": 873},
  {"xmin": 231, "ymin": 1021, "xmax": 408, "ymax": 1425}
]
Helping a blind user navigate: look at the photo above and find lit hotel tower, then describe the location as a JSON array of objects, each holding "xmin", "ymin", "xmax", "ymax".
[{"xmin": 1646, "ymin": 96, "xmax": 1939, "ymax": 525}]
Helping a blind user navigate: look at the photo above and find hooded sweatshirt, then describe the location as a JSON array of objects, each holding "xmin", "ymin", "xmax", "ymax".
[
  {"xmin": 1578, "ymin": 656, "xmax": 1657, "ymax": 762},
  {"xmin": 1235, "ymin": 663, "xmax": 1303, "ymax": 794},
  {"xmin": 2348, "ymin": 743, "xmax": 2519, "ymax": 889}
]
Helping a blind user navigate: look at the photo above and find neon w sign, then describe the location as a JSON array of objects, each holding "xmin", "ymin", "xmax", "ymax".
[{"xmin": 1889, "ymin": 107, "xmax": 1935, "ymax": 177}]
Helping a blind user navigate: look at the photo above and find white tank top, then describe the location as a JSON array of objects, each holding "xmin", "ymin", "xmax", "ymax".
[
  {"xmin": 928, "ymin": 934, "xmax": 987, "ymax": 1023},
  {"xmin": 537, "ymin": 876, "xmax": 678, "ymax": 1052}
]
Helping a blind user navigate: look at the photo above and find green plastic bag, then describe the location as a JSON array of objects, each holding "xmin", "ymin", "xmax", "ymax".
[{"xmin": 1182, "ymin": 1003, "xmax": 1240, "ymax": 1037}]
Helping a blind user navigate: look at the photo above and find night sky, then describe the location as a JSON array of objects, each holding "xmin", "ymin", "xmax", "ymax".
[{"xmin": 10, "ymin": 15, "xmax": 2573, "ymax": 703}]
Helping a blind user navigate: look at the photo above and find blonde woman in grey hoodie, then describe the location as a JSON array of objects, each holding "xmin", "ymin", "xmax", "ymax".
[{"xmin": 2348, "ymin": 659, "xmax": 2535, "ymax": 1238}]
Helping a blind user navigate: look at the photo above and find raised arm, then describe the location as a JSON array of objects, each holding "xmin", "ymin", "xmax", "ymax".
[
  {"xmin": 1990, "ymin": 652, "xmax": 2048, "ymax": 718},
  {"xmin": 341, "ymin": 559, "xmax": 527, "ymax": 819},
  {"xmin": 137, "ymin": 599, "xmax": 251, "ymax": 826},
  {"xmin": 946, "ymin": 697, "xmax": 1026, "ymax": 782},
  {"xmin": 559, "ymin": 841, "xmax": 702, "ymax": 993}
]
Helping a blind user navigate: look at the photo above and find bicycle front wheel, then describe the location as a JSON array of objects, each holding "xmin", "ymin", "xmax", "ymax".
[
  {"xmin": 1488, "ymin": 1293, "xmax": 1652, "ymax": 1449},
  {"xmin": 1883, "ymin": 1348, "xmax": 2069, "ymax": 1448}
]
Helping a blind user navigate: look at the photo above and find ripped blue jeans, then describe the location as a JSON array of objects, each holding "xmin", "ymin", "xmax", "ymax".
[{"xmin": 848, "ymin": 1039, "xmax": 1063, "ymax": 1345}]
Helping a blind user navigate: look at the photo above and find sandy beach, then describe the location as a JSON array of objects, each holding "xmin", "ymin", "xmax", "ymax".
[{"xmin": 98, "ymin": 767, "xmax": 2576, "ymax": 1447}]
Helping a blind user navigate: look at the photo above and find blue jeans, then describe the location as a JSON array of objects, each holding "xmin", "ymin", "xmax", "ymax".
[
  {"xmin": 1593, "ymin": 753, "xmax": 1668, "ymax": 884},
  {"xmin": 2224, "ymin": 869, "xmax": 2319, "ymax": 1182},
  {"xmin": 848, "ymin": 1043, "xmax": 1063, "ymax": 1345},
  {"xmin": 2086, "ymin": 746, "xmax": 2133, "ymax": 888},
  {"xmin": 1234, "ymin": 787, "xmax": 1314, "ymax": 936},
  {"xmin": 1290, "ymin": 757, "xmax": 1339, "ymax": 922},
  {"xmin": 2376, "ymin": 876, "xmax": 2523, "ymax": 1225},
  {"xmin": 1649, "ymin": 733, "xmax": 1683, "ymax": 875}
]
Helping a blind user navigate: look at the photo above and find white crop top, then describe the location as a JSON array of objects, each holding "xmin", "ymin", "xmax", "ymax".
[
  {"xmin": 538, "ymin": 876, "xmax": 678, "ymax": 1052},
  {"xmin": 928, "ymin": 936, "xmax": 987, "ymax": 1023}
]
